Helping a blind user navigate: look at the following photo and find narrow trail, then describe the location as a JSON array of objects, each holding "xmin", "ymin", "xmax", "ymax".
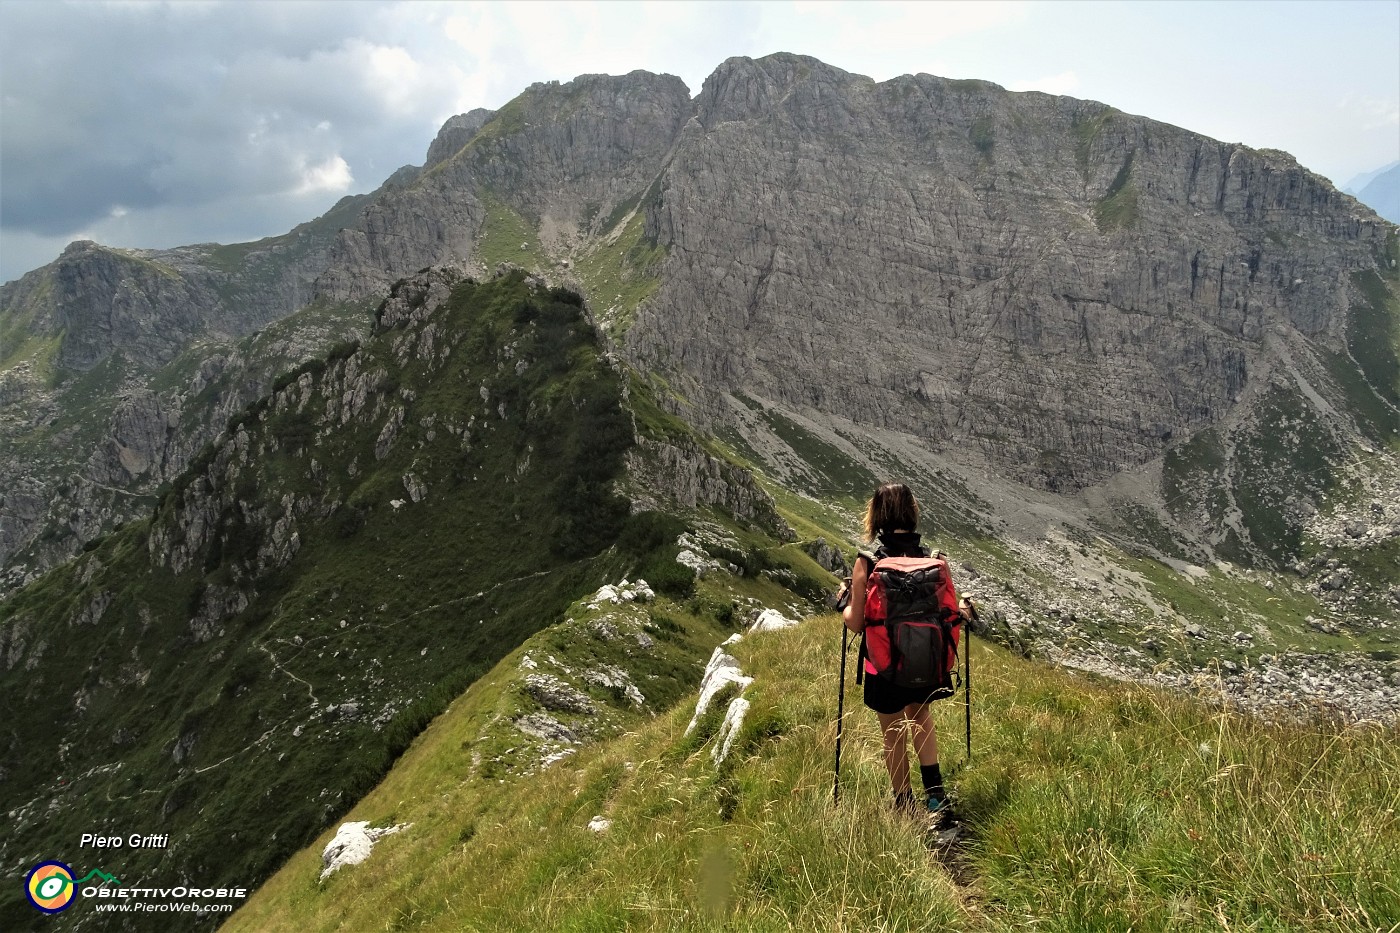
[
  {"xmin": 258, "ymin": 642, "xmax": 321, "ymax": 707},
  {"xmin": 925, "ymin": 817, "xmax": 980, "ymax": 893}
]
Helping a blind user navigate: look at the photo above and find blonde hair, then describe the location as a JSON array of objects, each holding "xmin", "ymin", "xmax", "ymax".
[{"xmin": 863, "ymin": 483, "xmax": 920, "ymax": 541}]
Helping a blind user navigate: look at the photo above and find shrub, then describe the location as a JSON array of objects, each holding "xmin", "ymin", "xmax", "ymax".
[{"xmin": 640, "ymin": 553, "xmax": 696, "ymax": 599}]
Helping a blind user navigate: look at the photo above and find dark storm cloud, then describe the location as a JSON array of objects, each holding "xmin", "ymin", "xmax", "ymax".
[{"xmin": 0, "ymin": 0, "xmax": 455, "ymax": 241}]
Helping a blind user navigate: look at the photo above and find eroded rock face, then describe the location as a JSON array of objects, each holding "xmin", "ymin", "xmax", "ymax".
[
  {"xmin": 424, "ymin": 108, "xmax": 497, "ymax": 168},
  {"xmin": 625, "ymin": 436, "xmax": 794, "ymax": 540},
  {"xmin": 626, "ymin": 54, "xmax": 1388, "ymax": 490},
  {"xmin": 314, "ymin": 72, "xmax": 693, "ymax": 302},
  {"xmin": 0, "ymin": 218, "xmax": 369, "ymax": 588}
]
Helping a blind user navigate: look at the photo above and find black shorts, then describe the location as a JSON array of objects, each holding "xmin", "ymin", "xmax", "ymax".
[{"xmin": 862, "ymin": 669, "xmax": 952, "ymax": 714}]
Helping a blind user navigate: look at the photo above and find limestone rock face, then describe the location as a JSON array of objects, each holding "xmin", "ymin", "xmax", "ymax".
[
  {"xmin": 625, "ymin": 436, "xmax": 794, "ymax": 540},
  {"xmin": 207, "ymin": 53, "xmax": 1386, "ymax": 495},
  {"xmin": 626, "ymin": 54, "xmax": 1389, "ymax": 489},
  {"xmin": 424, "ymin": 108, "xmax": 496, "ymax": 168},
  {"xmin": 0, "ymin": 194, "xmax": 373, "ymax": 586},
  {"xmin": 47, "ymin": 242, "xmax": 221, "ymax": 369},
  {"xmin": 314, "ymin": 71, "xmax": 692, "ymax": 302}
]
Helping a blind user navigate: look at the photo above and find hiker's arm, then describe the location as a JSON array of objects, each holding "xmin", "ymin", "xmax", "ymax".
[{"xmin": 842, "ymin": 556, "xmax": 869, "ymax": 633}]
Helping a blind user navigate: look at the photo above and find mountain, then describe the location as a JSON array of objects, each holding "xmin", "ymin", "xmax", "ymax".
[
  {"xmin": 1, "ymin": 51, "xmax": 1398, "ymax": 929},
  {"xmin": 1342, "ymin": 159, "xmax": 1400, "ymax": 196},
  {"xmin": 0, "ymin": 268, "xmax": 796, "ymax": 929},
  {"xmin": 4, "ymin": 55, "xmax": 1396, "ymax": 590},
  {"xmin": 1354, "ymin": 162, "xmax": 1400, "ymax": 224},
  {"xmin": 0, "ymin": 186, "xmax": 400, "ymax": 591}
]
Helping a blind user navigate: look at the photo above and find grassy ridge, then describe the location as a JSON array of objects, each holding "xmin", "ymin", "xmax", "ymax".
[
  {"xmin": 0, "ymin": 274, "xmax": 638, "ymax": 929},
  {"xmin": 228, "ymin": 591, "xmax": 1398, "ymax": 931}
]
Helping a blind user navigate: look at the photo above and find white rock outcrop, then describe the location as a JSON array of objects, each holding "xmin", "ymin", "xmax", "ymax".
[
  {"xmin": 320, "ymin": 820, "xmax": 412, "ymax": 882},
  {"xmin": 711, "ymin": 696, "xmax": 751, "ymax": 764},
  {"xmin": 750, "ymin": 608, "xmax": 797, "ymax": 632},
  {"xmin": 684, "ymin": 647, "xmax": 753, "ymax": 735}
]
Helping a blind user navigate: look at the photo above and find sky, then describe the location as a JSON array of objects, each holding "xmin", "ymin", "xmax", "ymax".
[{"xmin": 1, "ymin": 0, "xmax": 1397, "ymax": 284}]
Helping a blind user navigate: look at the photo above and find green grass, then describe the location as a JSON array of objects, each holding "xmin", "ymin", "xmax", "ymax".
[
  {"xmin": 970, "ymin": 117, "xmax": 995, "ymax": 157},
  {"xmin": 226, "ymin": 606, "xmax": 1399, "ymax": 932},
  {"xmin": 0, "ymin": 328, "xmax": 61, "ymax": 379},
  {"xmin": 1118, "ymin": 554, "xmax": 1346, "ymax": 659},
  {"xmin": 756, "ymin": 407, "xmax": 881, "ymax": 499},
  {"xmin": 1072, "ymin": 109, "xmax": 1114, "ymax": 181},
  {"xmin": 629, "ymin": 371, "xmax": 698, "ymax": 444},
  {"xmin": 0, "ymin": 269, "xmax": 61, "ymax": 374},
  {"xmin": 948, "ymin": 77, "xmax": 1002, "ymax": 94},
  {"xmin": 1094, "ymin": 149, "xmax": 1139, "ymax": 232},
  {"xmin": 574, "ymin": 208, "xmax": 668, "ymax": 339},
  {"xmin": 1319, "ymin": 349, "xmax": 1400, "ymax": 449},
  {"xmin": 1348, "ymin": 270, "xmax": 1400, "ymax": 408},
  {"xmin": 1164, "ymin": 378, "xmax": 1377, "ymax": 573},
  {"xmin": 1099, "ymin": 501, "xmax": 1192, "ymax": 561},
  {"xmin": 475, "ymin": 192, "xmax": 548, "ymax": 271},
  {"xmin": 1228, "ymin": 383, "xmax": 1343, "ymax": 567},
  {"xmin": 204, "ymin": 193, "xmax": 370, "ymax": 276},
  {"xmin": 422, "ymin": 91, "xmax": 534, "ymax": 181}
]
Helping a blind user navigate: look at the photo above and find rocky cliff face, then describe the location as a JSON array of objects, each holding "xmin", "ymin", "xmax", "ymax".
[
  {"xmin": 268, "ymin": 53, "xmax": 1396, "ymax": 501},
  {"xmin": 0, "ymin": 304, "xmax": 366, "ymax": 591},
  {"xmin": 314, "ymin": 72, "xmax": 691, "ymax": 301},
  {"xmin": 626, "ymin": 54, "xmax": 1391, "ymax": 490},
  {"xmin": 424, "ymin": 107, "xmax": 497, "ymax": 168},
  {"xmin": 0, "ymin": 195, "xmax": 376, "ymax": 587},
  {"xmin": 0, "ymin": 191, "xmax": 368, "ymax": 373}
]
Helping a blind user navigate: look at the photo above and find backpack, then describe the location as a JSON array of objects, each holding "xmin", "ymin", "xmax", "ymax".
[{"xmin": 859, "ymin": 547, "xmax": 962, "ymax": 696}]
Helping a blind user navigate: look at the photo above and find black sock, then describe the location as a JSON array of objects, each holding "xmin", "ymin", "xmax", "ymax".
[{"xmin": 920, "ymin": 763, "xmax": 944, "ymax": 799}]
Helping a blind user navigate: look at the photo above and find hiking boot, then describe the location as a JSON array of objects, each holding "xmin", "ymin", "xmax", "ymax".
[
  {"xmin": 892, "ymin": 790, "xmax": 920, "ymax": 816},
  {"xmin": 924, "ymin": 793, "xmax": 953, "ymax": 825}
]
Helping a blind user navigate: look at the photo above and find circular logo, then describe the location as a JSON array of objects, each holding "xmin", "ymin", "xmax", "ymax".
[{"xmin": 25, "ymin": 861, "xmax": 76, "ymax": 914}]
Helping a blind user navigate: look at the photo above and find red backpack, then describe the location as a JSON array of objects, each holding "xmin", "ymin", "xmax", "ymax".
[{"xmin": 860, "ymin": 552, "xmax": 962, "ymax": 696}]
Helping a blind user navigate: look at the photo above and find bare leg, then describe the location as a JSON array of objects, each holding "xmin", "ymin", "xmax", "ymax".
[
  {"xmin": 906, "ymin": 703, "xmax": 939, "ymax": 766},
  {"xmin": 876, "ymin": 710, "xmax": 912, "ymax": 795}
]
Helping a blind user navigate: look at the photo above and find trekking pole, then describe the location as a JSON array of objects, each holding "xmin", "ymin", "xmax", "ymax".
[
  {"xmin": 834, "ymin": 623, "xmax": 849, "ymax": 806},
  {"xmin": 964, "ymin": 605, "xmax": 973, "ymax": 761}
]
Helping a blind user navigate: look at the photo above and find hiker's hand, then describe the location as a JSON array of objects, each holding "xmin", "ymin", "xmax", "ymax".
[
  {"xmin": 836, "ymin": 580, "xmax": 851, "ymax": 611},
  {"xmin": 829, "ymin": 578, "xmax": 852, "ymax": 612}
]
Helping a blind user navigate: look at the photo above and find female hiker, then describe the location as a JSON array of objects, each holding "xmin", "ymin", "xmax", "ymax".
[{"xmin": 842, "ymin": 482, "xmax": 954, "ymax": 818}]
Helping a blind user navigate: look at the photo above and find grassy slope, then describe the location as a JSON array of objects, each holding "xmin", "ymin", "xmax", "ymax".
[
  {"xmin": 229, "ymin": 585, "xmax": 1399, "ymax": 932},
  {"xmin": 573, "ymin": 208, "xmax": 667, "ymax": 341}
]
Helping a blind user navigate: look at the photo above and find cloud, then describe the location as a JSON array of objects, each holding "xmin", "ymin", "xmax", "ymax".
[
  {"xmin": 0, "ymin": 0, "xmax": 458, "ymax": 277},
  {"xmin": 295, "ymin": 156, "xmax": 355, "ymax": 197},
  {"xmin": 1339, "ymin": 94, "xmax": 1400, "ymax": 131},
  {"xmin": 760, "ymin": 0, "xmax": 1028, "ymax": 80},
  {"xmin": 1008, "ymin": 71, "xmax": 1080, "ymax": 96}
]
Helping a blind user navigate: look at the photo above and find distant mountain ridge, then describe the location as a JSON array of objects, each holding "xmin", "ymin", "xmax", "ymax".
[
  {"xmin": 1342, "ymin": 158, "xmax": 1400, "ymax": 195},
  {"xmin": 1354, "ymin": 162, "xmax": 1400, "ymax": 223}
]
